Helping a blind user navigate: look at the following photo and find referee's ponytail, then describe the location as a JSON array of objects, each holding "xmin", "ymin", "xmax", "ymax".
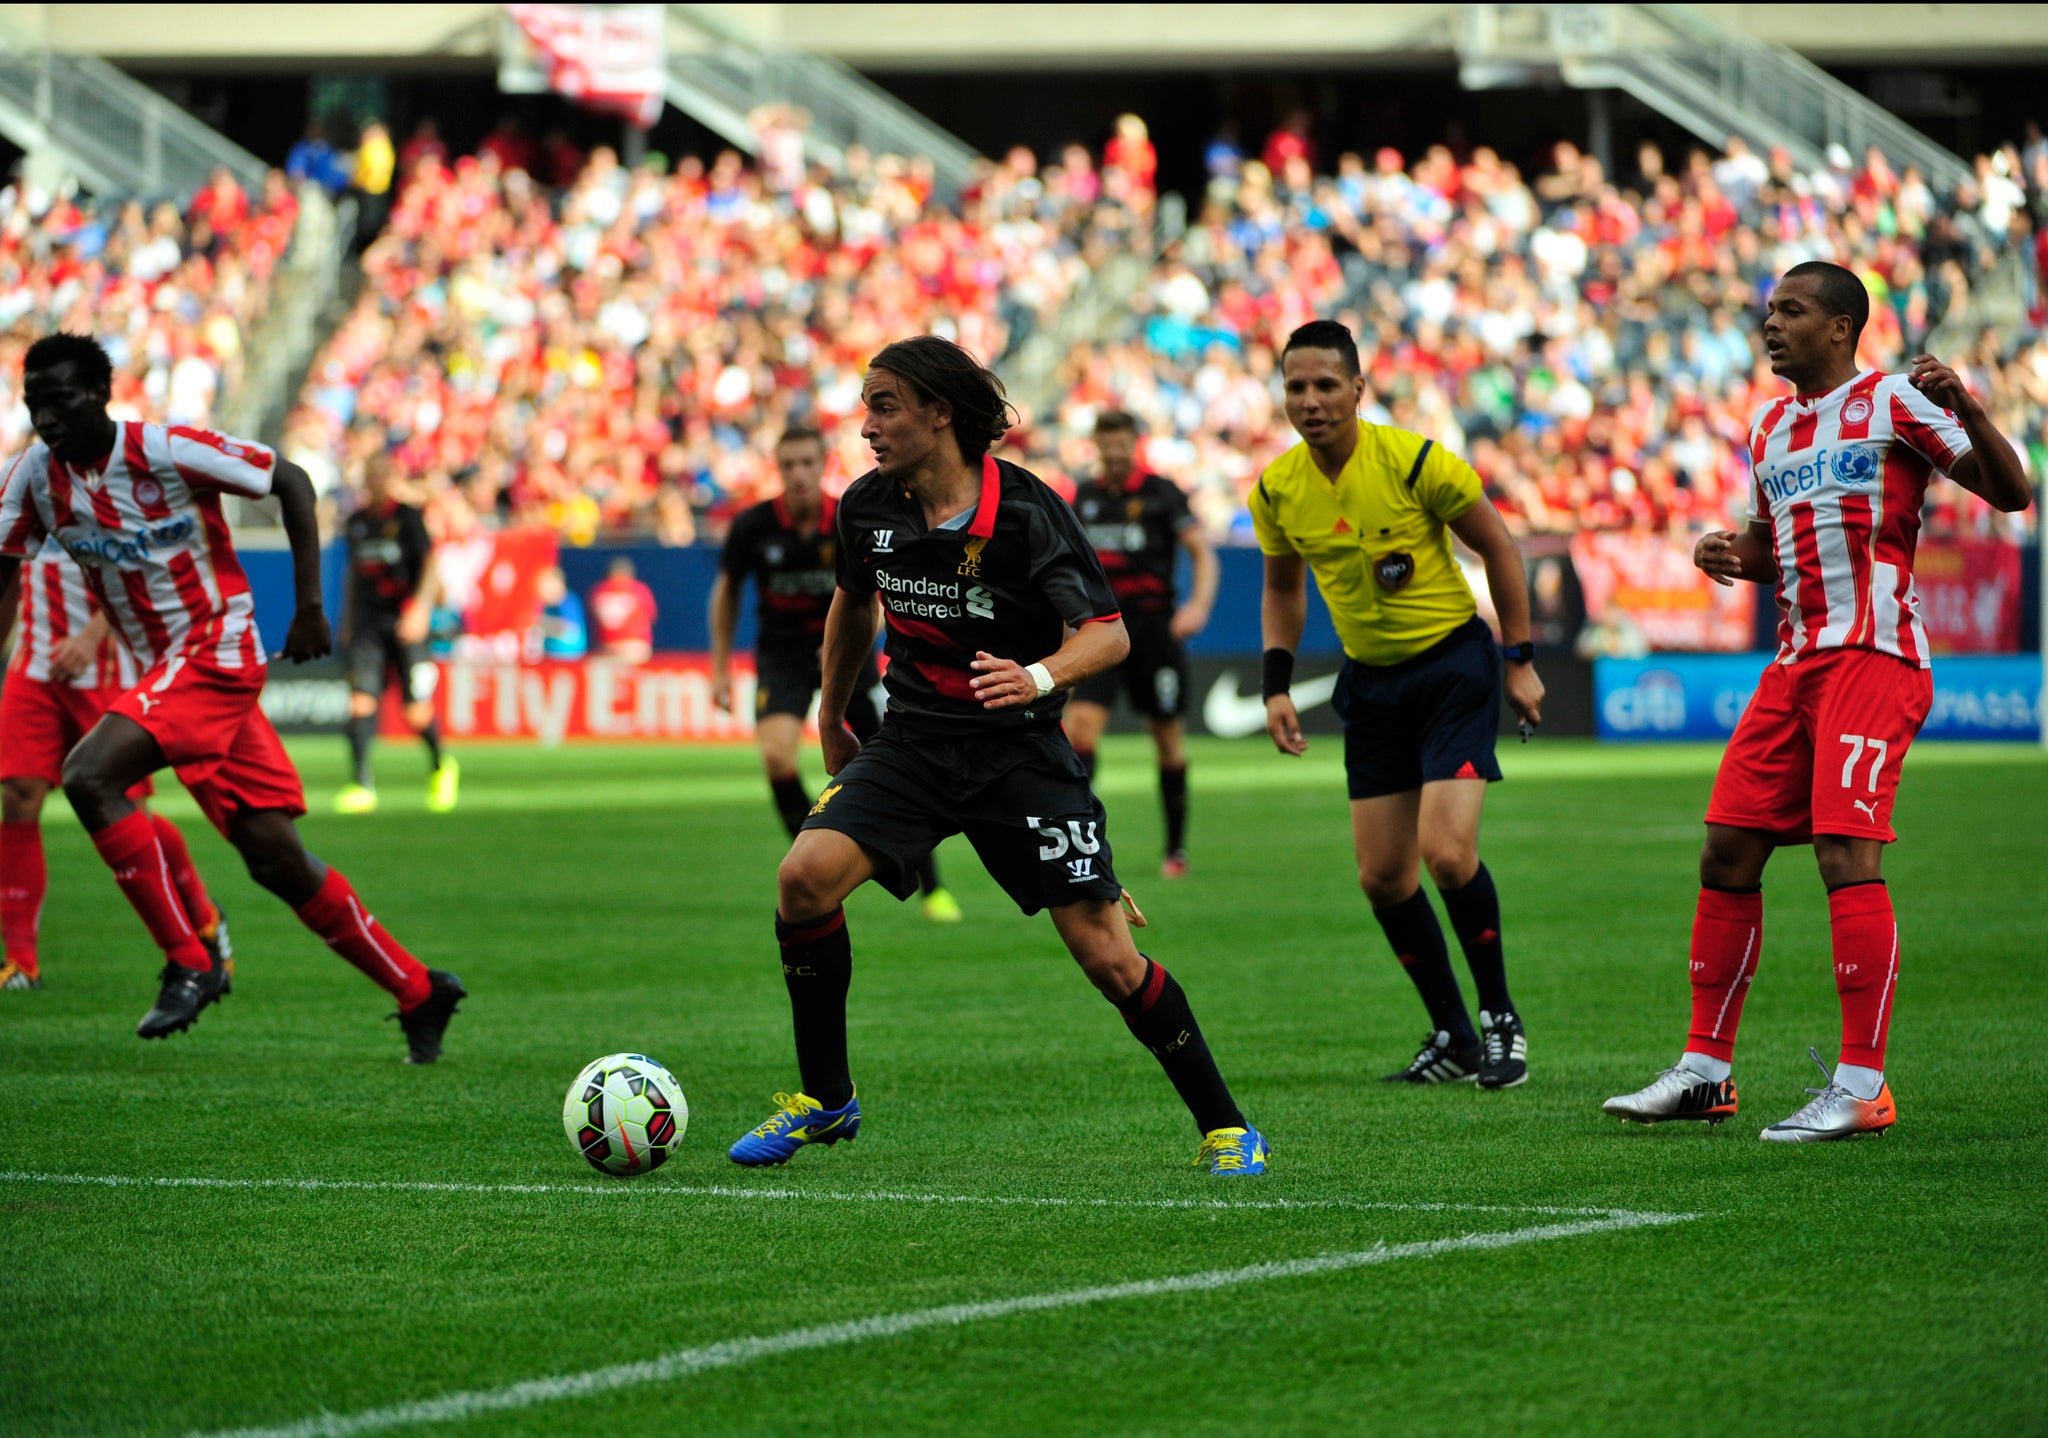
[{"xmin": 868, "ymin": 336, "xmax": 1018, "ymax": 460}]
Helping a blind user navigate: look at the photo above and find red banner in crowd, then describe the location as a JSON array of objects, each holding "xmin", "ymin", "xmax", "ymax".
[
  {"xmin": 1569, "ymin": 533, "xmax": 1753, "ymax": 652},
  {"xmin": 431, "ymin": 528, "xmax": 560, "ymax": 641},
  {"xmin": 1913, "ymin": 539, "xmax": 2023, "ymax": 653},
  {"xmin": 504, "ymin": 4, "xmax": 666, "ymax": 129},
  {"xmin": 400, "ymin": 655, "xmax": 825, "ymax": 744}
]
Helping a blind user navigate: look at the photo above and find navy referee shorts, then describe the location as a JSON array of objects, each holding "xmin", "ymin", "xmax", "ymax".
[{"xmin": 1332, "ymin": 615, "xmax": 1504, "ymax": 800}]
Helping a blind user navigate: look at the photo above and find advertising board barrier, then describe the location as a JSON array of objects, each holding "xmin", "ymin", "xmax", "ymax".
[
  {"xmin": 1913, "ymin": 539, "xmax": 2023, "ymax": 653},
  {"xmin": 1594, "ymin": 653, "xmax": 2041, "ymax": 742},
  {"xmin": 1569, "ymin": 532, "xmax": 1753, "ymax": 652}
]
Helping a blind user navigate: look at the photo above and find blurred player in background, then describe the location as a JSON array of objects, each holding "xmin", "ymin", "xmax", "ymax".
[
  {"xmin": 589, "ymin": 556, "xmax": 657, "ymax": 663},
  {"xmin": 0, "ymin": 333, "xmax": 465, "ymax": 1058},
  {"xmin": 711, "ymin": 425, "xmax": 960, "ymax": 922},
  {"xmin": 1, "ymin": 547, "xmax": 228, "ymax": 990},
  {"xmin": 1604, "ymin": 263, "xmax": 2032, "ymax": 1140},
  {"xmin": 1063, "ymin": 411, "xmax": 1217, "ymax": 878},
  {"xmin": 1256, "ymin": 320, "xmax": 1544, "ymax": 1090},
  {"xmin": 334, "ymin": 454, "xmax": 456, "ymax": 815},
  {"xmin": 729, "ymin": 337, "xmax": 1266, "ymax": 1177}
]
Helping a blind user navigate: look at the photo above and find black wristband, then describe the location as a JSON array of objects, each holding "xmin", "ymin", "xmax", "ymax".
[{"xmin": 1261, "ymin": 647, "xmax": 1295, "ymax": 700}]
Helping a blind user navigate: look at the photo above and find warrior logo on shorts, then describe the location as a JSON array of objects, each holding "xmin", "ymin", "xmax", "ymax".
[
  {"xmin": 1373, "ymin": 552, "xmax": 1415, "ymax": 593},
  {"xmin": 1065, "ymin": 857, "xmax": 1096, "ymax": 882},
  {"xmin": 132, "ymin": 476, "xmax": 165, "ymax": 508}
]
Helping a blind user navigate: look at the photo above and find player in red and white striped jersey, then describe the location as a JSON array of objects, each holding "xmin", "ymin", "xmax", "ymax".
[
  {"xmin": 1605, "ymin": 262, "xmax": 2031, "ymax": 1141},
  {"xmin": 0, "ymin": 333, "xmax": 467, "ymax": 1057},
  {"xmin": 2, "ymin": 546, "xmax": 230, "ymax": 990}
]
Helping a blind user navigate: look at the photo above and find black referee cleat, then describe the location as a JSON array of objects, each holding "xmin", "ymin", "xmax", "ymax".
[
  {"xmin": 391, "ymin": 969, "xmax": 467, "ymax": 1064},
  {"xmin": 1382, "ymin": 1030, "xmax": 1483, "ymax": 1084},
  {"xmin": 137, "ymin": 953, "xmax": 230, "ymax": 1039}
]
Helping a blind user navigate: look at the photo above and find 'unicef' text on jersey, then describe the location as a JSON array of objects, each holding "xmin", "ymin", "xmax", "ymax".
[{"xmin": 1746, "ymin": 370, "xmax": 1971, "ymax": 669}]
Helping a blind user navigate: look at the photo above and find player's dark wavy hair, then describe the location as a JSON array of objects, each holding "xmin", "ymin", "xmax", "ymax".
[
  {"xmin": 24, "ymin": 332, "xmax": 112, "ymax": 393},
  {"xmin": 868, "ymin": 336, "xmax": 1017, "ymax": 460},
  {"xmin": 1281, "ymin": 319, "xmax": 1361, "ymax": 378},
  {"xmin": 1783, "ymin": 261, "xmax": 1869, "ymax": 345}
]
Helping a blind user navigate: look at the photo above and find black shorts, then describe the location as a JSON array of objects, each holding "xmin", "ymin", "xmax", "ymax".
[
  {"xmin": 1333, "ymin": 615, "xmax": 1503, "ymax": 801},
  {"xmin": 800, "ymin": 725, "xmax": 1123, "ymax": 915},
  {"xmin": 754, "ymin": 647, "xmax": 883, "ymax": 728},
  {"xmin": 1072, "ymin": 612, "xmax": 1189, "ymax": 720},
  {"xmin": 345, "ymin": 626, "xmax": 435, "ymax": 703}
]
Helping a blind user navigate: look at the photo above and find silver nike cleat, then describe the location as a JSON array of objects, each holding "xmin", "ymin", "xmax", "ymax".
[
  {"xmin": 1759, "ymin": 1049, "xmax": 1896, "ymax": 1142},
  {"xmin": 1602, "ymin": 1064, "xmax": 1738, "ymax": 1124}
]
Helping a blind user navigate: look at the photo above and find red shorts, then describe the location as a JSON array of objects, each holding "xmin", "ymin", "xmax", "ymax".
[
  {"xmin": 0, "ymin": 672, "xmax": 153, "ymax": 798},
  {"xmin": 1705, "ymin": 648, "xmax": 1933, "ymax": 844},
  {"xmin": 108, "ymin": 650, "xmax": 304, "ymax": 836}
]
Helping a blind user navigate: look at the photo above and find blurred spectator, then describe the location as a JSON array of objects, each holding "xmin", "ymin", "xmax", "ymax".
[
  {"xmin": 352, "ymin": 119, "xmax": 396, "ymax": 241},
  {"xmin": 397, "ymin": 118, "xmax": 448, "ymax": 181},
  {"xmin": 287, "ymin": 118, "xmax": 350, "ymax": 197},
  {"xmin": 589, "ymin": 556, "xmax": 657, "ymax": 663},
  {"xmin": 531, "ymin": 566, "xmax": 588, "ymax": 659}
]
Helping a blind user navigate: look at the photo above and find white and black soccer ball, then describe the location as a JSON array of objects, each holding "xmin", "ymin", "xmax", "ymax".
[{"xmin": 562, "ymin": 1053, "xmax": 688, "ymax": 1176}]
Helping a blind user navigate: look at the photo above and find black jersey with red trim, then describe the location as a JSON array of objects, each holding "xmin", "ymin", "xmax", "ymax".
[
  {"xmin": 720, "ymin": 495, "xmax": 840, "ymax": 654},
  {"xmin": 835, "ymin": 455, "xmax": 1121, "ymax": 735},
  {"xmin": 1070, "ymin": 471, "xmax": 1195, "ymax": 615},
  {"xmin": 343, "ymin": 501, "xmax": 431, "ymax": 624}
]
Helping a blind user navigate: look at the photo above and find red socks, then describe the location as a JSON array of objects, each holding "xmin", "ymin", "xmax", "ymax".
[
  {"xmin": 294, "ymin": 867, "xmax": 431, "ymax": 1009},
  {"xmin": 149, "ymin": 812, "xmax": 217, "ymax": 934},
  {"xmin": 89, "ymin": 811, "xmax": 210, "ymax": 971},
  {"xmin": 1830, "ymin": 882, "xmax": 1898, "ymax": 1069},
  {"xmin": 1, "ymin": 820, "xmax": 46, "ymax": 975},
  {"xmin": 1685, "ymin": 887, "xmax": 1762, "ymax": 1062}
]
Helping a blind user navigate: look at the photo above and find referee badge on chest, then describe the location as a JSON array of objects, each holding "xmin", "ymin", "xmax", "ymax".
[{"xmin": 1373, "ymin": 551, "xmax": 1415, "ymax": 593}]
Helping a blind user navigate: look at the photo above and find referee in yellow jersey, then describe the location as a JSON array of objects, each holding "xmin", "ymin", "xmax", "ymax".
[{"xmin": 1254, "ymin": 321, "xmax": 1545, "ymax": 1089}]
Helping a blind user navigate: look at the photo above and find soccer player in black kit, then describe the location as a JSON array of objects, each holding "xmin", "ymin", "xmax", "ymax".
[
  {"xmin": 1064, "ymin": 410, "xmax": 1218, "ymax": 876},
  {"xmin": 334, "ymin": 456, "xmax": 456, "ymax": 815},
  {"xmin": 711, "ymin": 426, "xmax": 959, "ymax": 920},
  {"xmin": 727, "ymin": 338, "xmax": 1267, "ymax": 1176}
]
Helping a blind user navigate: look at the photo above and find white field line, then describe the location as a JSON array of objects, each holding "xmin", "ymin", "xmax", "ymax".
[
  {"xmin": 0, "ymin": 1169, "xmax": 1676, "ymax": 1222},
  {"xmin": 195, "ymin": 1208, "xmax": 1694, "ymax": 1438}
]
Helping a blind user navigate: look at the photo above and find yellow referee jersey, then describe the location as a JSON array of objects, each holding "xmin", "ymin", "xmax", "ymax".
[{"xmin": 1250, "ymin": 420, "xmax": 1483, "ymax": 666}]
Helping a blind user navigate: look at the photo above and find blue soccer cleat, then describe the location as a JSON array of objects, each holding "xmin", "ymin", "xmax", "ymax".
[
  {"xmin": 1193, "ymin": 1125, "xmax": 1269, "ymax": 1176},
  {"xmin": 728, "ymin": 1090, "xmax": 861, "ymax": 1167}
]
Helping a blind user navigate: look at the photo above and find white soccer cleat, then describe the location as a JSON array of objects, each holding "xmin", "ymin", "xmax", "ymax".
[
  {"xmin": 1759, "ymin": 1049, "xmax": 1896, "ymax": 1143},
  {"xmin": 1602, "ymin": 1064, "xmax": 1738, "ymax": 1125}
]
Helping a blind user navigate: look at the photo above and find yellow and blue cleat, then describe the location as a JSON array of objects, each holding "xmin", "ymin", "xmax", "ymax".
[
  {"xmin": 1194, "ymin": 1126, "xmax": 1269, "ymax": 1176},
  {"xmin": 728, "ymin": 1090, "xmax": 861, "ymax": 1166}
]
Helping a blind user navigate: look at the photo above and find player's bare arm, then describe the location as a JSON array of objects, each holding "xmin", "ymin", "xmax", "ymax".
[
  {"xmin": 1449, "ymin": 499, "xmax": 1544, "ymax": 728},
  {"xmin": 815, "ymin": 586, "xmax": 879, "ymax": 774},
  {"xmin": 0, "ymin": 556, "xmax": 19, "ymax": 653},
  {"xmin": 1908, "ymin": 355, "xmax": 2034, "ymax": 512},
  {"xmin": 46, "ymin": 606, "xmax": 110, "ymax": 683},
  {"xmin": 707, "ymin": 571, "xmax": 738, "ymax": 712},
  {"xmin": 970, "ymin": 616, "xmax": 1130, "ymax": 710},
  {"xmin": 270, "ymin": 459, "xmax": 331, "ymax": 664},
  {"xmin": 1171, "ymin": 522, "xmax": 1219, "ymax": 640},
  {"xmin": 1694, "ymin": 521, "xmax": 1777, "ymax": 587},
  {"xmin": 1261, "ymin": 550, "xmax": 1309, "ymax": 756}
]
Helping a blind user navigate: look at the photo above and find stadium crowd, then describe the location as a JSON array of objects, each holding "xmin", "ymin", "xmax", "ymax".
[
  {"xmin": 11, "ymin": 106, "xmax": 2036, "ymax": 554},
  {"xmin": 285, "ymin": 129, "xmax": 1148, "ymax": 546},
  {"xmin": 0, "ymin": 166, "xmax": 301, "ymax": 453},
  {"xmin": 1052, "ymin": 130, "xmax": 2048, "ymax": 544}
]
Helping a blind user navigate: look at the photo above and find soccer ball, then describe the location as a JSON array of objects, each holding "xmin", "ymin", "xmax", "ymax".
[{"xmin": 562, "ymin": 1053, "xmax": 688, "ymax": 1176}]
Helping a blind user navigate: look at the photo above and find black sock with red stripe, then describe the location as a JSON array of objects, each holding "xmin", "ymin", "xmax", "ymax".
[
  {"xmin": 1113, "ymin": 957, "xmax": 1245, "ymax": 1133},
  {"xmin": 1439, "ymin": 862, "xmax": 1512, "ymax": 1016},
  {"xmin": 769, "ymin": 776, "xmax": 811, "ymax": 839},
  {"xmin": 1372, "ymin": 889, "xmax": 1477, "ymax": 1045},
  {"xmin": 1159, "ymin": 763, "xmax": 1188, "ymax": 854},
  {"xmin": 776, "ymin": 907, "xmax": 853, "ymax": 1108}
]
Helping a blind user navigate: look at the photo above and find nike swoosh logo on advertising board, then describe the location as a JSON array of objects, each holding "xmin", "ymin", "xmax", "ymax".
[{"xmin": 1201, "ymin": 671, "xmax": 1341, "ymax": 738}]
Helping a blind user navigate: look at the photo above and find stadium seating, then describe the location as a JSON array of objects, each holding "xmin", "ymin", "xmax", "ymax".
[{"xmin": 0, "ymin": 166, "xmax": 301, "ymax": 455}]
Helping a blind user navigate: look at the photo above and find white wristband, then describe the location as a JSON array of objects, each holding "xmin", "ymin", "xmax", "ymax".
[{"xmin": 1024, "ymin": 662, "xmax": 1055, "ymax": 698}]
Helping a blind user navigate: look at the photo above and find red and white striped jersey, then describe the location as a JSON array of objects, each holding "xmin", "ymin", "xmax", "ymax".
[
  {"xmin": 0, "ymin": 422, "xmax": 276, "ymax": 673},
  {"xmin": 1747, "ymin": 369, "xmax": 1971, "ymax": 669},
  {"xmin": 5, "ymin": 546, "xmax": 141, "ymax": 690}
]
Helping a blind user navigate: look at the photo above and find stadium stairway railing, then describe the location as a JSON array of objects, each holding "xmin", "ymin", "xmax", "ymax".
[
  {"xmin": 0, "ymin": 11, "xmax": 266, "ymax": 198},
  {"xmin": 663, "ymin": 4, "xmax": 979, "ymax": 198},
  {"xmin": 1457, "ymin": 3, "xmax": 1970, "ymax": 194}
]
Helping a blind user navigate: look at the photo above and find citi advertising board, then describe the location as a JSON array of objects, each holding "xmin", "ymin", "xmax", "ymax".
[{"xmin": 1594, "ymin": 655, "xmax": 2042, "ymax": 741}]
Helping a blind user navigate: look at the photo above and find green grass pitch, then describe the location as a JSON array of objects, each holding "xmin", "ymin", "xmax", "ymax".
[{"xmin": 2, "ymin": 735, "xmax": 2043, "ymax": 1436}]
